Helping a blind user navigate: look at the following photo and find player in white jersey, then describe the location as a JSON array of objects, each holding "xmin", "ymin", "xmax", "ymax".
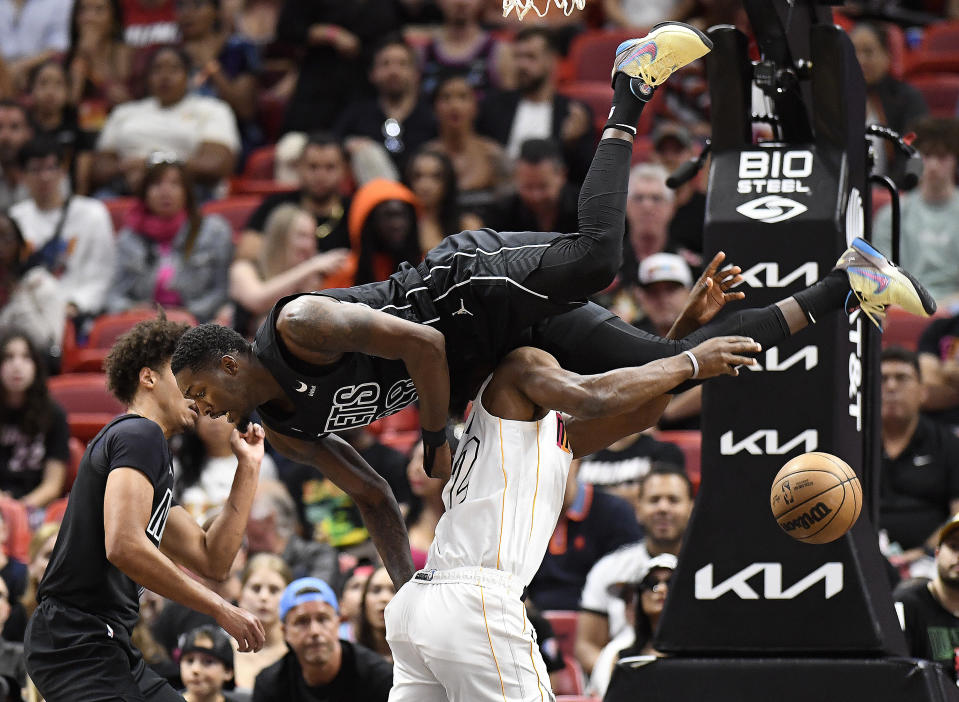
[{"xmin": 384, "ymin": 335, "xmax": 760, "ymax": 702}]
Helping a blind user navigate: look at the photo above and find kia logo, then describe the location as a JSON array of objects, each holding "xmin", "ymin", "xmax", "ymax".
[{"xmin": 736, "ymin": 195, "xmax": 808, "ymax": 223}]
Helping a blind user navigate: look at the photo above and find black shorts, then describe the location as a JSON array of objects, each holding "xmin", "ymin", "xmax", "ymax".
[
  {"xmin": 416, "ymin": 229, "xmax": 583, "ymax": 362},
  {"xmin": 25, "ymin": 599, "xmax": 182, "ymax": 702}
]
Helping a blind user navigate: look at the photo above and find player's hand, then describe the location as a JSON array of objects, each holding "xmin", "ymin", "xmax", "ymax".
[
  {"xmin": 688, "ymin": 336, "xmax": 761, "ymax": 378},
  {"xmin": 216, "ymin": 601, "xmax": 266, "ymax": 652},
  {"xmin": 230, "ymin": 422, "xmax": 265, "ymax": 467},
  {"xmin": 679, "ymin": 251, "xmax": 746, "ymax": 328},
  {"xmin": 426, "ymin": 441, "xmax": 452, "ymax": 483}
]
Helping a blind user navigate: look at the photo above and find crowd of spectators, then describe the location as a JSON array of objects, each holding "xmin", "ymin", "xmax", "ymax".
[{"xmin": 0, "ymin": 0, "xmax": 957, "ymax": 698}]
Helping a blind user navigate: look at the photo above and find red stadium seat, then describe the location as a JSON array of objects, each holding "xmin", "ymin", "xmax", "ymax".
[
  {"xmin": 230, "ymin": 179, "xmax": 297, "ymax": 197},
  {"xmin": 257, "ymin": 93, "xmax": 289, "ymax": 144},
  {"xmin": 907, "ymin": 73, "xmax": 959, "ymax": 118},
  {"xmin": 656, "ymin": 430, "xmax": 702, "ymax": 493},
  {"xmin": 0, "ymin": 497, "xmax": 29, "ymax": 562},
  {"xmin": 566, "ymin": 30, "xmax": 642, "ymax": 85},
  {"xmin": 44, "ymin": 496, "xmax": 69, "ymax": 524},
  {"xmin": 62, "ymin": 309, "xmax": 197, "ymax": 373},
  {"xmin": 870, "ymin": 186, "xmax": 892, "ymax": 219},
  {"xmin": 379, "ymin": 430, "xmax": 419, "ymax": 455},
  {"xmin": 201, "ymin": 195, "xmax": 263, "ymax": 238},
  {"xmin": 881, "ymin": 306, "xmax": 945, "ymax": 351},
  {"xmin": 562, "ymin": 82, "xmax": 660, "ymax": 138},
  {"xmin": 905, "ymin": 22, "xmax": 959, "ymax": 75},
  {"xmin": 542, "ymin": 610, "xmax": 578, "ymax": 660},
  {"xmin": 104, "ymin": 197, "xmax": 138, "ymax": 233},
  {"xmin": 242, "ymin": 145, "xmax": 276, "ymax": 180},
  {"xmin": 884, "ymin": 23, "xmax": 907, "ymax": 80},
  {"xmin": 48, "ymin": 373, "xmax": 125, "ymax": 442},
  {"xmin": 552, "ymin": 654, "xmax": 587, "ymax": 696}
]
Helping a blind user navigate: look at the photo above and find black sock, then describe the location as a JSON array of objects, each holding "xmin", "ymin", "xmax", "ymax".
[
  {"xmin": 792, "ymin": 269, "xmax": 850, "ymax": 324},
  {"xmin": 604, "ymin": 73, "xmax": 653, "ymax": 135}
]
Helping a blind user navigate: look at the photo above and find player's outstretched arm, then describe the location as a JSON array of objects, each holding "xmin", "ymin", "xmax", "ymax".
[
  {"xmin": 265, "ymin": 427, "xmax": 416, "ymax": 590},
  {"xmin": 160, "ymin": 423, "xmax": 265, "ymax": 581},
  {"xmin": 666, "ymin": 251, "xmax": 745, "ymax": 339},
  {"xmin": 103, "ymin": 468, "xmax": 266, "ymax": 652},
  {"xmin": 277, "ymin": 296, "xmax": 452, "ymax": 474}
]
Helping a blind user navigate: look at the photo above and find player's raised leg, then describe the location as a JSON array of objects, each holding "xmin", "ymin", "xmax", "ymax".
[
  {"xmin": 521, "ymin": 22, "xmax": 713, "ymax": 303},
  {"xmin": 531, "ymin": 238, "xmax": 937, "ymax": 377}
]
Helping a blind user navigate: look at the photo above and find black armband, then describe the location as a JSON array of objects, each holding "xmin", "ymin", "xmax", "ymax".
[{"xmin": 421, "ymin": 428, "xmax": 448, "ymax": 448}]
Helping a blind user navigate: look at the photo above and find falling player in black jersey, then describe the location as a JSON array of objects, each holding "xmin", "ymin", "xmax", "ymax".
[
  {"xmin": 25, "ymin": 316, "xmax": 267, "ymax": 702},
  {"xmin": 171, "ymin": 25, "xmax": 935, "ymax": 589}
]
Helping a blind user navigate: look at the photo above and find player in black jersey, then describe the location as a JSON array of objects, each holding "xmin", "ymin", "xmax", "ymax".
[
  {"xmin": 25, "ymin": 316, "xmax": 267, "ymax": 702},
  {"xmin": 171, "ymin": 25, "xmax": 936, "ymax": 590}
]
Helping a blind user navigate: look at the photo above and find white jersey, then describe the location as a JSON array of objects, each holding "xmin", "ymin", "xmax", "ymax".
[{"xmin": 426, "ymin": 377, "xmax": 574, "ymax": 586}]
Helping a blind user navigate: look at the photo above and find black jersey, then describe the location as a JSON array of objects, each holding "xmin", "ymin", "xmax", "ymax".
[
  {"xmin": 38, "ymin": 415, "xmax": 175, "ymax": 635},
  {"xmin": 253, "ymin": 229, "xmax": 573, "ymax": 440}
]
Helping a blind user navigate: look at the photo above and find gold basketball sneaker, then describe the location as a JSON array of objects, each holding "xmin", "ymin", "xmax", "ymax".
[
  {"xmin": 612, "ymin": 22, "xmax": 714, "ymax": 92},
  {"xmin": 836, "ymin": 237, "xmax": 937, "ymax": 329}
]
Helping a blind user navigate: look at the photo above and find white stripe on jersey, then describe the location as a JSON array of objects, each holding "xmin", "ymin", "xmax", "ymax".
[{"xmin": 426, "ymin": 376, "xmax": 573, "ymax": 586}]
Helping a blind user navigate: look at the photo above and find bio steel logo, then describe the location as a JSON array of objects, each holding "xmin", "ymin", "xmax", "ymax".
[
  {"xmin": 736, "ymin": 196, "xmax": 808, "ymax": 223},
  {"xmin": 695, "ymin": 562, "xmax": 844, "ymax": 600},
  {"xmin": 737, "ymin": 150, "xmax": 813, "ymax": 194}
]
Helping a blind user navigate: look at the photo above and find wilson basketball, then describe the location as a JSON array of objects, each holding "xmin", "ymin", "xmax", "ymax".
[{"xmin": 769, "ymin": 452, "xmax": 862, "ymax": 544}]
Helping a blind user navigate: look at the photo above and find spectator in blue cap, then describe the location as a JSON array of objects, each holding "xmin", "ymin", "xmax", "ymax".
[{"xmin": 251, "ymin": 577, "xmax": 392, "ymax": 702}]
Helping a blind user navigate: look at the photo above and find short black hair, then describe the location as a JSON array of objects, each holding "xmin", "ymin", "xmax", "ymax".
[
  {"xmin": 515, "ymin": 26, "xmax": 558, "ymax": 53},
  {"xmin": 301, "ymin": 131, "xmax": 348, "ymax": 163},
  {"xmin": 0, "ymin": 99, "xmax": 28, "ymax": 121},
  {"xmin": 638, "ymin": 462, "xmax": 693, "ymax": 499},
  {"xmin": 517, "ymin": 138, "xmax": 564, "ymax": 167},
  {"xmin": 881, "ymin": 345, "xmax": 921, "ymax": 378},
  {"xmin": 372, "ymin": 32, "xmax": 417, "ymax": 63},
  {"xmin": 171, "ymin": 324, "xmax": 252, "ymax": 376},
  {"xmin": 913, "ymin": 117, "xmax": 959, "ymax": 158},
  {"xmin": 17, "ymin": 135, "xmax": 63, "ymax": 169},
  {"xmin": 105, "ymin": 313, "xmax": 191, "ymax": 405}
]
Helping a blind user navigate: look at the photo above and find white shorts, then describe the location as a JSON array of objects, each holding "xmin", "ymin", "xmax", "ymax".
[{"xmin": 385, "ymin": 567, "xmax": 555, "ymax": 702}]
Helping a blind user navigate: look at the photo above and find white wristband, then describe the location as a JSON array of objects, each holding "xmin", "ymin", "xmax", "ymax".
[{"xmin": 683, "ymin": 350, "xmax": 699, "ymax": 379}]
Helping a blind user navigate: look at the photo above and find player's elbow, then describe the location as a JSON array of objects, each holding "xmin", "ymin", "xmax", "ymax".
[
  {"xmin": 353, "ymin": 471, "xmax": 393, "ymax": 507},
  {"xmin": 566, "ymin": 381, "xmax": 608, "ymax": 419},
  {"xmin": 104, "ymin": 531, "xmax": 140, "ymax": 572}
]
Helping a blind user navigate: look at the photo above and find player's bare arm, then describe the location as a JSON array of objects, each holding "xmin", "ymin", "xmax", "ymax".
[
  {"xmin": 276, "ymin": 295, "xmax": 453, "ymax": 474},
  {"xmin": 264, "ymin": 426, "xmax": 416, "ymax": 590},
  {"xmin": 160, "ymin": 423, "xmax": 265, "ymax": 581},
  {"xmin": 103, "ymin": 468, "xmax": 266, "ymax": 652},
  {"xmin": 667, "ymin": 251, "xmax": 746, "ymax": 340}
]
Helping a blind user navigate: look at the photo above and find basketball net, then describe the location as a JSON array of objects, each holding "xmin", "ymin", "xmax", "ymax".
[{"xmin": 502, "ymin": 0, "xmax": 586, "ymax": 20}]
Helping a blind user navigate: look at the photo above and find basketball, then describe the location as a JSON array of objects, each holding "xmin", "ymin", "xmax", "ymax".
[{"xmin": 769, "ymin": 452, "xmax": 863, "ymax": 545}]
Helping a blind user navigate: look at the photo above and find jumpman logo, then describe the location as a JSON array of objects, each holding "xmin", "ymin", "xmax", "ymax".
[{"xmin": 452, "ymin": 298, "xmax": 473, "ymax": 316}]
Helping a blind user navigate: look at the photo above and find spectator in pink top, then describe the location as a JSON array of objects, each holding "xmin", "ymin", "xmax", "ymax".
[{"xmin": 106, "ymin": 158, "xmax": 233, "ymax": 322}]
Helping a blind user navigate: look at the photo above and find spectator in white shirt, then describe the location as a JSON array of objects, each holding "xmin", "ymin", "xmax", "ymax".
[
  {"xmin": 10, "ymin": 136, "xmax": 115, "ymax": 320},
  {"xmin": 0, "ymin": 0, "xmax": 72, "ymax": 91},
  {"xmin": 90, "ymin": 44, "xmax": 240, "ymax": 198}
]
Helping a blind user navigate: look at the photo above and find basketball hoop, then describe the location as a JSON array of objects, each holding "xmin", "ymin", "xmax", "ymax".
[{"xmin": 502, "ymin": 0, "xmax": 586, "ymax": 20}]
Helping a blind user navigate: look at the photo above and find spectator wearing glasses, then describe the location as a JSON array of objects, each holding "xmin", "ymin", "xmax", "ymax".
[
  {"xmin": 588, "ymin": 553, "xmax": 677, "ymax": 698},
  {"xmin": 252, "ymin": 577, "xmax": 392, "ymax": 702},
  {"xmin": 335, "ymin": 35, "xmax": 437, "ymax": 174},
  {"xmin": 107, "ymin": 158, "xmax": 234, "ymax": 323},
  {"xmin": 622, "ymin": 163, "xmax": 675, "ymax": 289},
  {"xmin": 91, "ymin": 44, "xmax": 240, "ymax": 197}
]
